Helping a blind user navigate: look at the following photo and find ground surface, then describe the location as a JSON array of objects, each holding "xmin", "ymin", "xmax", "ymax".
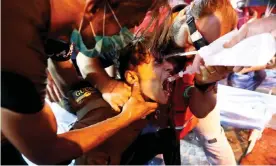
[{"xmin": 150, "ymin": 127, "xmax": 276, "ymax": 165}]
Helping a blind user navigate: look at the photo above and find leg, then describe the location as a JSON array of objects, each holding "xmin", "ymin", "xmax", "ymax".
[{"xmin": 194, "ymin": 107, "xmax": 236, "ymax": 165}]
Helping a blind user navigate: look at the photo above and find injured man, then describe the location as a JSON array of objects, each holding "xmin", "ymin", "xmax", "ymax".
[
  {"xmin": 48, "ymin": 36, "xmax": 235, "ymax": 165},
  {"xmin": 50, "ymin": 40, "xmax": 181, "ymax": 165},
  {"xmin": 46, "ymin": 0, "xmax": 239, "ymax": 164}
]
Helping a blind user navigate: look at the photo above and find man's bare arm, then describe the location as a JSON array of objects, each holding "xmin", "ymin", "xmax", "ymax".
[
  {"xmin": 188, "ymin": 88, "xmax": 217, "ymax": 118},
  {"xmin": 224, "ymin": 15, "xmax": 276, "ymax": 48},
  {"xmin": 1, "ymin": 81, "xmax": 157, "ymax": 164},
  {"xmin": 2, "ymin": 104, "xmax": 135, "ymax": 164},
  {"xmin": 76, "ymin": 55, "xmax": 112, "ymax": 92}
]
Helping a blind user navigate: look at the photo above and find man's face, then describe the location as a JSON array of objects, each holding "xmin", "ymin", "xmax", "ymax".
[
  {"xmin": 81, "ymin": 0, "xmax": 153, "ymax": 47},
  {"xmin": 135, "ymin": 54, "xmax": 174, "ymax": 104},
  {"xmin": 173, "ymin": 6, "xmax": 236, "ymax": 84}
]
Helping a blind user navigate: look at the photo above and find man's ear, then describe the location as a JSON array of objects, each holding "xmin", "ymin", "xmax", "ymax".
[{"xmin": 125, "ymin": 70, "xmax": 139, "ymax": 85}]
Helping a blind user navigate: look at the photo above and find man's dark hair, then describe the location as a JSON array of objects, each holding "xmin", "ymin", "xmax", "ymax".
[
  {"xmin": 117, "ymin": 37, "xmax": 184, "ymax": 81},
  {"xmin": 117, "ymin": 40, "xmax": 149, "ymax": 81}
]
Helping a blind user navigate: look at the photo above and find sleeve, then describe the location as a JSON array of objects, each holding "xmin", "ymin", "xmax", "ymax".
[
  {"xmin": 2, "ymin": 0, "xmax": 51, "ymax": 104},
  {"xmin": 1, "ymin": 71, "xmax": 44, "ymax": 114}
]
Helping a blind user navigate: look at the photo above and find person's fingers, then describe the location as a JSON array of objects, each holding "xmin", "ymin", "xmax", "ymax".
[
  {"xmin": 142, "ymin": 102, "xmax": 158, "ymax": 117},
  {"xmin": 212, "ymin": 66, "xmax": 227, "ymax": 75},
  {"xmin": 196, "ymin": 65, "xmax": 226, "ymax": 84},
  {"xmin": 145, "ymin": 102, "xmax": 158, "ymax": 110},
  {"xmin": 224, "ymin": 24, "xmax": 249, "ymax": 48},
  {"xmin": 131, "ymin": 82, "xmax": 143, "ymax": 100},
  {"xmin": 115, "ymin": 98, "xmax": 126, "ymax": 107},
  {"xmin": 199, "ymin": 65, "xmax": 211, "ymax": 80},
  {"xmin": 205, "ymin": 66, "xmax": 217, "ymax": 75},
  {"xmin": 143, "ymin": 109, "xmax": 157, "ymax": 118},
  {"xmin": 233, "ymin": 66, "xmax": 244, "ymax": 73},
  {"xmin": 110, "ymin": 102, "xmax": 121, "ymax": 112},
  {"xmin": 225, "ymin": 66, "xmax": 235, "ymax": 72},
  {"xmin": 237, "ymin": 67, "xmax": 252, "ymax": 74},
  {"xmin": 123, "ymin": 84, "xmax": 132, "ymax": 97}
]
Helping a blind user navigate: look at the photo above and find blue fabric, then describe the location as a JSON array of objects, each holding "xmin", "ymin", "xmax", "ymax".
[
  {"xmin": 227, "ymin": 70, "xmax": 266, "ymax": 90},
  {"xmin": 70, "ymin": 27, "xmax": 134, "ymax": 68}
]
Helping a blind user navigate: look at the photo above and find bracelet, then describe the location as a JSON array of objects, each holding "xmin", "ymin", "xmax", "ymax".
[{"xmin": 183, "ymin": 85, "xmax": 194, "ymax": 98}]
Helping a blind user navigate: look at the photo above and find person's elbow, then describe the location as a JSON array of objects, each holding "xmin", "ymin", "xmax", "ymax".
[{"xmin": 23, "ymin": 142, "xmax": 72, "ymax": 165}]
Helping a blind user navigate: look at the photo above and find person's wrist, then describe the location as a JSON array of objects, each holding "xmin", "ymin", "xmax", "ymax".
[
  {"xmin": 183, "ymin": 85, "xmax": 195, "ymax": 98},
  {"xmin": 194, "ymin": 81, "xmax": 217, "ymax": 93},
  {"xmin": 117, "ymin": 111, "xmax": 134, "ymax": 124}
]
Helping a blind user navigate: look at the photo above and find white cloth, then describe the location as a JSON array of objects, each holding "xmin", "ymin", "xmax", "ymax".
[
  {"xmin": 217, "ymin": 84, "xmax": 276, "ymax": 130},
  {"xmin": 45, "ymin": 99, "xmax": 77, "ymax": 133}
]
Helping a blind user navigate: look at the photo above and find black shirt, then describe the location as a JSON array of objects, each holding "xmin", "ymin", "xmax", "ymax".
[{"xmin": 1, "ymin": 0, "xmax": 51, "ymax": 164}]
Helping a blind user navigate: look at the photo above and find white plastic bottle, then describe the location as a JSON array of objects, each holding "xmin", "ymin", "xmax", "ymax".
[{"xmin": 198, "ymin": 30, "xmax": 276, "ymax": 66}]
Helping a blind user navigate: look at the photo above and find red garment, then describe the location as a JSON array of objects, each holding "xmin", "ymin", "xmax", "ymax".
[
  {"xmin": 171, "ymin": 61, "xmax": 198, "ymax": 139},
  {"xmin": 134, "ymin": 7, "xmax": 170, "ymax": 35}
]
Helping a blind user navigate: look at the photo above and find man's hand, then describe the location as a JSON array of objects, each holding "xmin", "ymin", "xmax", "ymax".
[
  {"xmin": 171, "ymin": 7, "xmax": 190, "ymax": 48},
  {"xmin": 224, "ymin": 16, "xmax": 276, "ymax": 48},
  {"xmin": 195, "ymin": 65, "xmax": 233, "ymax": 84},
  {"xmin": 187, "ymin": 54, "xmax": 233, "ymax": 84},
  {"xmin": 76, "ymin": 53, "xmax": 131, "ymax": 112},
  {"xmin": 102, "ymin": 79, "xmax": 131, "ymax": 112},
  {"xmin": 121, "ymin": 82, "xmax": 158, "ymax": 122}
]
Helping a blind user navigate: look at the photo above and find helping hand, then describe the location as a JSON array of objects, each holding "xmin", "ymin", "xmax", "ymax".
[
  {"xmin": 171, "ymin": 7, "xmax": 190, "ymax": 47},
  {"xmin": 121, "ymin": 82, "xmax": 158, "ymax": 122},
  {"xmin": 188, "ymin": 54, "xmax": 233, "ymax": 84},
  {"xmin": 224, "ymin": 16, "xmax": 276, "ymax": 48},
  {"xmin": 223, "ymin": 16, "xmax": 276, "ymax": 73},
  {"xmin": 102, "ymin": 79, "xmax": 131, "ymax": 112},
  {"xmin": 195, "ymin": 65, "xmax": 233, "ymax": 84}
]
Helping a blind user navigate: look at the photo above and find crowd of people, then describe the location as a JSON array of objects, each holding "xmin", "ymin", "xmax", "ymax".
[{"xmin": 2, "ymin": 0, "xmax": 276, "ymax": 165}]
